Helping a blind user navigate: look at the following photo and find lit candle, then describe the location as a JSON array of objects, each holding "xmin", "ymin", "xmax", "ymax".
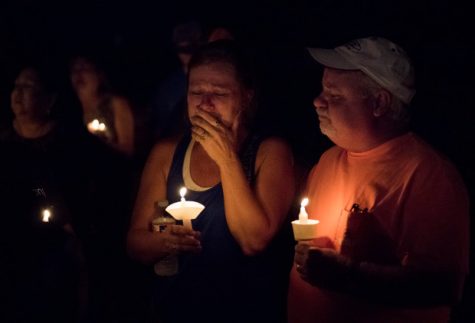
[
  {"xmin": 166, "ymin": 186, "xmax": 205, "ymax": 229},
  {"xmin": 87, "ymin": 119, "xmax": 107, "ymax": 133},
  {"xmin": 42, "ymin": 208, "xmax": 51, "ymax": 223},
  {"xmin": 291, "ymin": 197, "xmax": 319, "ymax": 241},
  {"xmin": 299, "ymin": 198, "xmax": 309, "ymax": 223}
]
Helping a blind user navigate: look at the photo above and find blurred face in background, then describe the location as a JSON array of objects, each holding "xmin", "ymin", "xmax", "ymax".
[
  {"xmin": 175, "ymin": 41, "xmax": 195, "ymax": 73},
  {"xmin": 70, "ymin": 57, "xmax": 102, "ymax": 95},
  {"xmin": 11, "ymin": 68, "xmax": 53, "ymax": 122}
]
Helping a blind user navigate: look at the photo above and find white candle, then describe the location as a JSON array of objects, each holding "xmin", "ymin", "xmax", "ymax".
[
  {"xmin": 299, "ymin": 198, "xmax": 309, "ymax": 223},
  {"xmin": 291, "ymin": 198, "xmax": 319, "ymax": 240},
  {"xmin": 42, "ymin": 208, "xmax": 51, "ymax": 223},
  {"xmin": 166, "ymin": 187, "xmax": 205, "ymax": 230}
]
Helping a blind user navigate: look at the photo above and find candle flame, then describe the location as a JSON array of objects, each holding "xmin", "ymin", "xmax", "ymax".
[
  {"xmin": 179, "ymin": 187, "xmax": 187, "ymax": 200},
  {"xmin": 87, "ymin": 119, "xmax": 107, "ymax": 132},
  {"xmin": 42, "ymin": 208, "xmax": 51, "ymax": 223},
  {"xmin": 90, "ymin": 119, "xmax": 100, "ymax": 130},
  {"xmin": 299, "ymin": 198, "xmax": 309, "ymax": 223}
]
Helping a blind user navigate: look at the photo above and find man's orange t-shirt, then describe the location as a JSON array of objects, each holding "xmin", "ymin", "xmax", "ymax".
[{"xmin": 288, "ymin": 133, "xmax": 469, "ymax": 323}]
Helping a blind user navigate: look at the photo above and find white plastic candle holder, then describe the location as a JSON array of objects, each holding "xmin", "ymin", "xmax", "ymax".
[
  {"xmin": 291, "ymin": 219, "xmax": 319, "ymax": 241},
  {"xmin": 292, "ymin": 197, "xmax": 319, "ymax": 240},
  {"xmin": 165, "ymin": 187, "xmax": 205, "ymax": 229},
  {"xmin": 165, "ymin": 201, "xmax": 205, "ymax": 229}
]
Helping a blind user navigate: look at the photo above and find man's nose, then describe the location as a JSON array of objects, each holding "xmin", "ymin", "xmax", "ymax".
[{"xmin": 313, "ymin": 93, "xmax": 327, "ymax": 111}]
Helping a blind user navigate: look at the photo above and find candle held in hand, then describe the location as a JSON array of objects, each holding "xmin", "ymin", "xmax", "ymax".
[
  {"xmin": 87, "ymin": 119, "xmax": 107, "ymax": 133},
  {"xmin": 292, "ymin": 197, "xmax": 319, "ymax": 240},
  {"xmin": 166, "ymin": 186, "xmax": 205, "ymax": 229}
]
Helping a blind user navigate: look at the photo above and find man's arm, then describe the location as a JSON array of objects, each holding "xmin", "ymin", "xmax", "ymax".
[{"xmin": 295, "ymin": 244, "xmax": 465, "ymax": 308}]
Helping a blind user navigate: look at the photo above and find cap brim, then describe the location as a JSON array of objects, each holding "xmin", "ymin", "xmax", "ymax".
[{"xmin": 307, "ymin": 48, "xmax": 357, "ymax": 70}]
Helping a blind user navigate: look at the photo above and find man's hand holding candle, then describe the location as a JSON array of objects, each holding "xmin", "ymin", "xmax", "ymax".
[{"xmin": 295, "ymin": 240, "xmax": 353, "ymax": 289}]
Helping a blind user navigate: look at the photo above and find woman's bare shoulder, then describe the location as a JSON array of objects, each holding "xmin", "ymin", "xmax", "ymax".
[
  {"xmin": 148, "ymin": 137, "xmax": 180, "ymax": 163},
  {"xmin": 138, "ymin": 137, "xmax": 181, "ymax": 185},
  {"xmin": 109, "ymin": 95, "xmax": 133, "ymax": 114},
  {"xmin": 255, "ymin": 136, "xmax": 294, "ymax": 168},
  {"xmin": 110, "ymin": 94, "xmax": 131, "ymax": 106},
  {"xmin": 259, "ymin": 136, "xmax": 293, "ymax": 156}
]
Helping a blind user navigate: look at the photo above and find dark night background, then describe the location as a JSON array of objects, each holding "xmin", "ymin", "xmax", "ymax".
[
  {"xmin": 1, "ymin": 0, "xmax": 474, "ymax": 161},
  {"xmin": 0, "ymin": 0, "xmax": 474, "ymax": 321}
]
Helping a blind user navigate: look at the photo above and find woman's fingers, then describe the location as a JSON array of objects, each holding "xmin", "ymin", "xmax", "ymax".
[
  {"xmin": 191, "ymin": 124, "xmax": 208, "ymax": 140},
  {"xmin": 190, "ymin": 110, "xmax": 238, "ymax": 166},
  {"xmin": 191, "ymin": 109, "xmax": 230, "ymax": 138},
  {"xmin": 170, "ymin": 224, "xmax": 201, "ymax": 238},
  {"xmin": 191, "ymin": 117, "xmax": 229, "ymax": 153},
  {"xmin": 165, "ymin": 225, "xmax": 202, "ymax": 254},
  {"xmin": 194, "ymin": 109, "xmax": 224, "ymax": 130},
  {"xmin": 165, "ymin": 240, "xmax": 202, "ymax": 254}
]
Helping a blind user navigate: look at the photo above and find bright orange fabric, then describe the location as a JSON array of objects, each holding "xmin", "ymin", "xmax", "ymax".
[{"xmin": 288, "ymin": 133, "xmax": 469, "ymax": 323}]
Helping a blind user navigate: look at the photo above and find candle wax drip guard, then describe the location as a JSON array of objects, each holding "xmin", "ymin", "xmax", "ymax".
[{"xmin": 165, "ymin": 201, "xmax": 205, "ymax": 229}]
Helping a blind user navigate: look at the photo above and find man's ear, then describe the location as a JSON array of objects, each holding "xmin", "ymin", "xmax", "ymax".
[{"xmin": 372, "ymin": 89, "xmax": 391, "ymax": 117}]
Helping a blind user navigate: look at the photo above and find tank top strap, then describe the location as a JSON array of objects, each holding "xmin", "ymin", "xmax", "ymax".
[
  {"xmin": 167, "ymin": 133, "xmax": 191, "ymax": 192},
  {"xmin": 168, "ymin": 133, "xmax": 262, "ymax": 193}
]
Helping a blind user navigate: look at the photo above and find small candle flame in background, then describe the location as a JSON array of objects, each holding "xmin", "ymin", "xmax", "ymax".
[
  {"xmin": 42, "ymin": 208, "xmax": 51, "ymax": 223},
  {"xmin": 179, "ymin": 187, "xmax": 187, "ymax": 202},
  {"xmin": 299, "ymin": 198, "xmax": 309, "ymax": 223},
  {"xmin": 87, "ymin": 119, "xmax": 107, "ymax": 133}
]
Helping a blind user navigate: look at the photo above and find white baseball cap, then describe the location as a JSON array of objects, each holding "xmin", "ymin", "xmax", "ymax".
[{"xmin": 308, "ymin": 37, "xmax": 416, "ymax": 104}]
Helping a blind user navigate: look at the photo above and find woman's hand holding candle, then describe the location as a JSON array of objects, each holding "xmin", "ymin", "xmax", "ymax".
[{"xmin": 162, "ymin": 224, "xmax": 202, "ymax": 254}]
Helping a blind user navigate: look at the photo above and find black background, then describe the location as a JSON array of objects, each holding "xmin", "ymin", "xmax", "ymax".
[{"xmin": 1, "ymin": 0, "xmax": 473, "ymax": 160}]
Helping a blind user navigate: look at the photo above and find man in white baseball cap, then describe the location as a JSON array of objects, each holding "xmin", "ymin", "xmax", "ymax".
[
  {"xmin": 287, "ymin": 36, "xmax": 469, "ymax": 323},
  {"xmin": 307, "ymin": 37, "xmax": 416, "ymax": 104}
]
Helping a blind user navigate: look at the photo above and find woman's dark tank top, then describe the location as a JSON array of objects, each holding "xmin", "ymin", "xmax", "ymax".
[{"xmin": 152, "ymin": 133, "xmax": 293, "ymax": 323}]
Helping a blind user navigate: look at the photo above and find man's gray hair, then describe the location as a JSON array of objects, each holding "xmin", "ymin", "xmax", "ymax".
[{"xmin": 356, "ymin": 71, "xmax": 410, "ymax": 125}]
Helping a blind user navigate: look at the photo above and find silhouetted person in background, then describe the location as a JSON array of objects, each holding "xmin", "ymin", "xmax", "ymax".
[
  {"xmin": 70, "ymin": 54, "xmax": 136, "ymax": 157},
  {"xmin": 149, "ymin": 20, "xmax": 204, "ymax": 140},
  {"xmin": 0, "ymin": 64, "xmax": 86, "ymax": 322}
]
